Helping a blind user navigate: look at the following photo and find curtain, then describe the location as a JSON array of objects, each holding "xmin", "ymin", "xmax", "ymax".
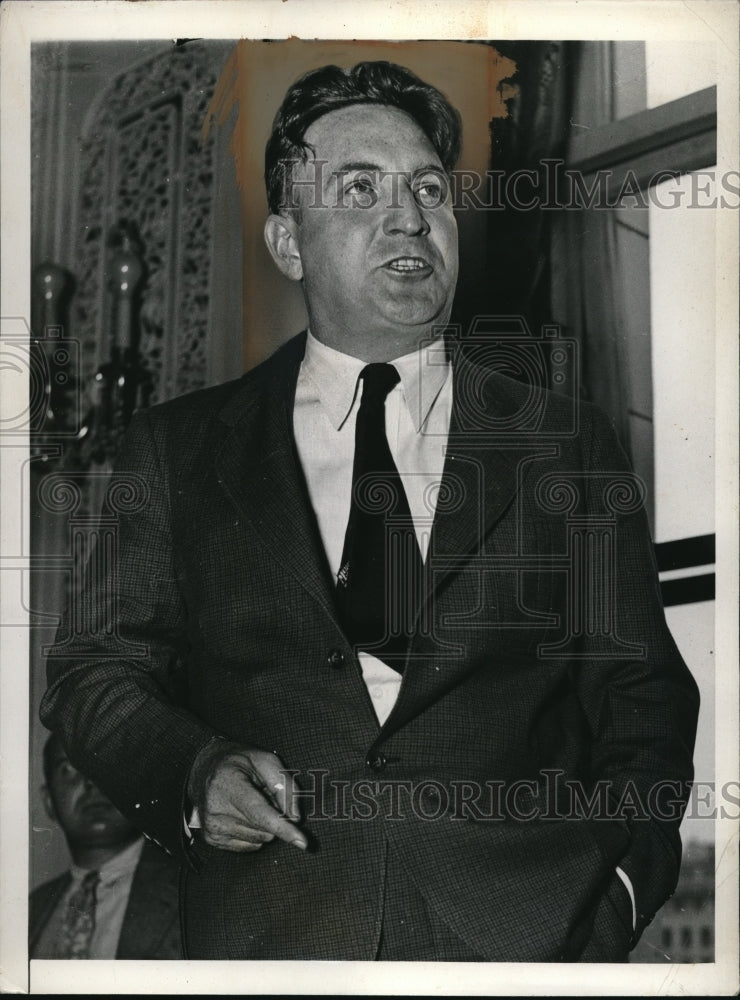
[
  {"xmin": 490, "ymin": 41, "xmax": 635, "ymax": 459},
  {"xmin": 550, "ymin": 42, "xmax": 634, "ymax": 457}
]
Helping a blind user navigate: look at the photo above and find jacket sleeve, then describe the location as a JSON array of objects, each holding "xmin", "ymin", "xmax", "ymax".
[
  {"xmin": 40, "ymin": 409, "xmax": 219, "ymax": 859},
  {"xmin": 573, "ymin": 401, "xmax": 700, "ymax": 941}
]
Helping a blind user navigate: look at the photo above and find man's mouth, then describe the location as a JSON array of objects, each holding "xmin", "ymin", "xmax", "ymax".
[
  {"xmin": 384, "ymin": 256, "xmax": 431, "ymax": 274},
  {"xmin": 80, "ymin": 796, "xmax": 113, "ymax": 813}
]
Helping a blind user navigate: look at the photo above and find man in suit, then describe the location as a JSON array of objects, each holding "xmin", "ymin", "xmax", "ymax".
[
  {"xmin": 41, "ymin": 60, "xmax": 699, "ymax": 962},
  {"xmin": 30, "ymin": 733, "xmax": 182, "ymax": 959}
]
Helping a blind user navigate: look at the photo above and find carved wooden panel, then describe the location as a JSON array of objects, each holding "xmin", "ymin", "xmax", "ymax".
[{"xmin": 72, "ymin": 43, "xmax": 224, "ymax": 403}]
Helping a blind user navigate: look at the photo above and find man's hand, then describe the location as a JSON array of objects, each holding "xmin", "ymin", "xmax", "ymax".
[{"xmin": 188, "ymin": 740, "xmax": 308, "ymax": 853}]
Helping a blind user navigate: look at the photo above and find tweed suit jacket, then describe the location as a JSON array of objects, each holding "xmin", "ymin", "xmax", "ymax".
[
  {"xmin": 29, "ymin": 841, "xmax": 182, "ymax": 959},
  {"xmin": 42, "ymin": 330, "xmax": 699, "ymax": 962}
]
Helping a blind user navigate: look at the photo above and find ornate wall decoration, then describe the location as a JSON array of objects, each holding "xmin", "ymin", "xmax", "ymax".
[{"xmin": 72, "ymin": 42, "xmax": 223, "ymax": 404}]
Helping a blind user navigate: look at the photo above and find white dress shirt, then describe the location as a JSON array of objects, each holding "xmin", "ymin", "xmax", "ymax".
[{"xmin": 293, "ymin": 330, "xmax": 452, "ymax": 726}]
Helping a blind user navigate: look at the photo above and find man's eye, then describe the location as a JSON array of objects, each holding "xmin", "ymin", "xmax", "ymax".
[
  {"xmin": 342, "ymin": 174, "xmax": 378, "ymax": 209},
  {"xmin": 346, "ymin": 177, "xmax": 375, "ymax": 195},
  {"xmin": 414, "ymin": 174, "xmax": 448, "ymax": 208}
]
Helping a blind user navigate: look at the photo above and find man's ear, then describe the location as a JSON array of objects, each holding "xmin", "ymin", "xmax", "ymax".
[
  {"xmin": 41, "ymin": 785, "xmax": 57, "ymax": 823},
  {"xmin": 264, "ymin": 214, "xmax": 303, "ymax": 281}
]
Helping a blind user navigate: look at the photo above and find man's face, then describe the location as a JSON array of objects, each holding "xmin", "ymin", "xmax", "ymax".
[
  {"xmin": 43, "ymin": 745, "xmax": 138, "ymax": 851},
  {"xmin": 279, "ymin": 104, "xmax": 459, "ymax": 361}
]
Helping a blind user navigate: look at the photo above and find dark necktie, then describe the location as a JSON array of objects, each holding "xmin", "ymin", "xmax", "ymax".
[
  {"xmin": 58, "ymin": 869, "xmax": 99, "ymax": 959},
  {"xmin": 336, "ymin": 364, "xmax": 424, "ymax": 671}
]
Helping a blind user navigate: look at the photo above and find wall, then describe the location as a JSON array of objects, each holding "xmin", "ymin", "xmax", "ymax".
[{"xmin": 30, "ymin": 40, "xmax": 244, "ymax": 889}]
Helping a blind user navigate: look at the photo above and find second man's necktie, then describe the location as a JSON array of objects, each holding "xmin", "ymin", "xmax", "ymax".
[
  {"xmin": 57, "ymin": 869, "xmax": 99, "ymax": 959},
  {"xmin": 336, "ymin": 364, "xmax": 424, "ymax": 671}
]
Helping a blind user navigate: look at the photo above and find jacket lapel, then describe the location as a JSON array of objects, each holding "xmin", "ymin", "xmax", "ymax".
[
  {"xmin": 117, "ymin": 843, "xmax": 181, "ymax": 959},
  {"xmin": 377, "ymin": 355, "xmax": 540, "ymax": 739},
  {"xmin": 28, "ymin": 872, "xmax": 72, "ymax": 954},
  {"xmin": 214, "ymin": 333, "xmax": 343, "ymax": 631},
  {"xmin": 426, "ymin": 350, "xmax": 532, "ymax": 603}
]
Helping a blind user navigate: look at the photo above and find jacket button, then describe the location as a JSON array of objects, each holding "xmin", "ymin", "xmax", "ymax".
[
  {"xmin": 326, "ymin": 648, "xmax": 345, "ymax": 669},
  {"xmin": 366, "ymin": 752, "xmax": 387, "ymax": 772}
]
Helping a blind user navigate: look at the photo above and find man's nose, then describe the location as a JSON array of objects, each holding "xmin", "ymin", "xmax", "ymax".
[{"xmin": 382, "ymin": 182, "xmax": 430, "ymax": 237}]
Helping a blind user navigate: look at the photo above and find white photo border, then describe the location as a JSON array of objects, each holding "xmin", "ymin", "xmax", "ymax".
[{"xmin": 1, "ymin": 1, "xmax": 737, "ymax": 994}]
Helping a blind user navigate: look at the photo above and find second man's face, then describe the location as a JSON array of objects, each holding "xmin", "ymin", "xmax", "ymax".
[
  {"xmin": 285, "ymin": 103, "xmax": 459, "ymax": 361},
  {"xmin": 44, "ymin": 748, "xmax": 138, "ymax": 851}
]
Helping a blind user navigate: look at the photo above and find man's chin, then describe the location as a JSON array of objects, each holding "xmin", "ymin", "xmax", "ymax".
[
  {"xmin": 312, "ymin": 302, "xmax": 453, "ymax": 360},
  {"xmin": 385, "ymin": 316, "xmax": 452, "ymax": 346},
  {"xmin": 376, "ymin": 298, "xmax": 453, "ymax": 331},
  {"xmin": 71, "ymin": 825, "xmax": 139, "ymax": 849}
]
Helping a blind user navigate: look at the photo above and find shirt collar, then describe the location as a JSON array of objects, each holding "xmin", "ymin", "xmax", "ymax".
[
  {"xmin": 302, "ymin": 330, "xmax": 450, "ymax": 433},
  {"xmin": 70, "ymin": 836, "xmax": 145, "ymax": 886}
]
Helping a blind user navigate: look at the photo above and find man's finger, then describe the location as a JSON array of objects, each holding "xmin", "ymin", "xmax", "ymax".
[
  {"xmin": 232, "ymin": 777, "xmax": 308, "ymax": 850},
  {"xmin": 205, "ymin": 811, "xmax": 275, "ymax": 844},
  {"xmin": 248, "ymin": 753, "xmax": 303, "ymax": 824},
  {"xmin": 203, "ymin": 831, "xmax": 267, "ymax": 853}
]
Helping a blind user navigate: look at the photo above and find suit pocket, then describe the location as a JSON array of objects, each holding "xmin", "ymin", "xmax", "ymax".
[
  {"xmin": 574, "ymin": 871, "xmax": 634, "ymax": 962},
  {"xmin": 605, "ymin": 872, "xmax": 634, "ymax": 937}
]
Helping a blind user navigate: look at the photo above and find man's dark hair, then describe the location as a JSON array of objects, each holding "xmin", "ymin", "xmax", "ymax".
[{"xmin": 265, "ymin": 60, "xmax": 463, "ymax": 215}]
